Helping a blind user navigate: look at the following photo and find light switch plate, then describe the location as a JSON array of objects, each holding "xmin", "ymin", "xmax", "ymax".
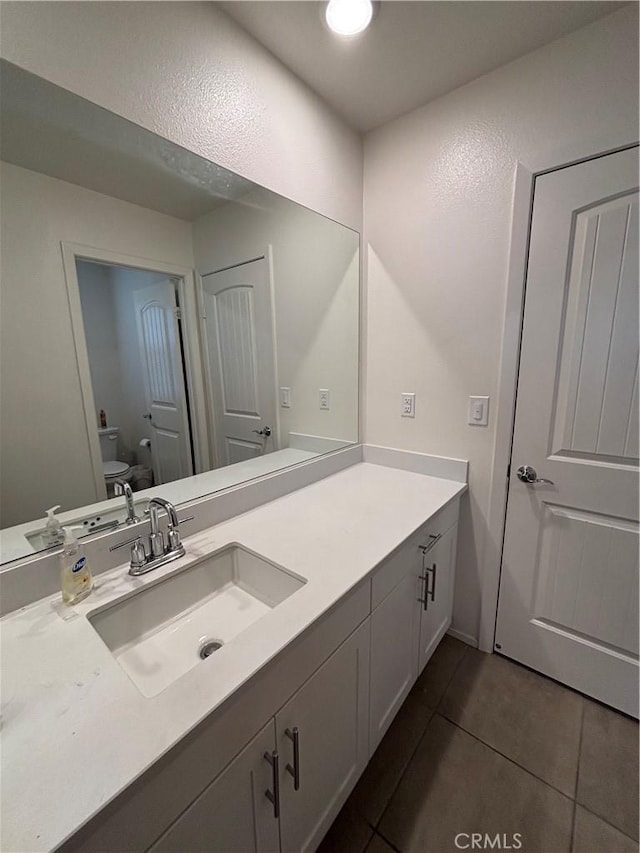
[
  {"xmin": 280, "ymin": 387, "xmax": 291, "ymax": 408},
  {"xmin": 401, "ymin": 393, "xmax": 415, "ymax": 418},
  {"xmin": 468, "ymin": 396, "xmax": 489, "ymax": 426}
]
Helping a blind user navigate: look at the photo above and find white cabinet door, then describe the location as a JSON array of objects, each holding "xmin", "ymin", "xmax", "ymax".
[
  {"xmin": 369, "ymin": 566, "xmax": 420, "ymax": 752},
  {"xmin": 151, "ymin": 719, "xmax": 280, "ymax": 853},
  {"xmin": 418, "ymin": 524, "xmax": 458, "ymax": 673},
  {"xmin": 276, "ymin": 621, "xmax": 370, "ymax": 853}
]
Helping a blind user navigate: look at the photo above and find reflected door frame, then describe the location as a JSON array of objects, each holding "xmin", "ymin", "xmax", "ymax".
[
  {"xmin": 61, "ymin": 242, "xmax": 210, "ymax": 501},
  {"xmin": 478, "ymin": 139, "xmax": 639, "ymax": 655},
  {"xmin": 197, "ymin": 245, "xmax": 281, "ymax": 469}
]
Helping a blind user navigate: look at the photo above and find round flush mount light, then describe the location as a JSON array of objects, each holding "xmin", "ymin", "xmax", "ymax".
[{"xmin": 325, "ymin": 0, "xmax": 373, "ymax": 36}]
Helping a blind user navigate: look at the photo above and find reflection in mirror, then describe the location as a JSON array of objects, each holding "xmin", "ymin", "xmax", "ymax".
[{"xmin": 0, "ymin": 61, "xmax": 359, "ymax": 564}]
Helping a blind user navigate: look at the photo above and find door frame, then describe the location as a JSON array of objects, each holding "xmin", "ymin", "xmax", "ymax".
[
  {"xmin": 61, "ymin": 242, "xmax": 210, "ymax": 501},
  {"xmin": 479, "ymin": 138, "xmax": 639, "ymax": 653},
  {"xmin": 198, "ymin": 245, "xmax": 280, "ymax": 469}
]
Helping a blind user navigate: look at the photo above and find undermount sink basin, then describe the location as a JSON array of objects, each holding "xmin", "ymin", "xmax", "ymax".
[{"xmin": 88, "ymin": 544, "xmax": 306, "ymax": 697}]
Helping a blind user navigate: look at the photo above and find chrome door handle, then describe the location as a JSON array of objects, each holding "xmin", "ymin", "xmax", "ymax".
[
  {"xmin": 263, "ymin": 750, "xmax": 280, "ymax": 819},
  {"xmin": 252, "ymin": 426, "xmax": 272, "ymax": 437},
  {"xmin": 516, "ymin": 465, "xmax": 554, "ymax": 485},
  {"xmin": 285, "ymin": 727, "xmax": 300, "ymax": 791}
]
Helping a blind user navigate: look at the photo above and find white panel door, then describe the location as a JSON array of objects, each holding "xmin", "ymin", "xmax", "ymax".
[
  {"xmin": 134, "ymin": 280, "xmax": 193, "ymax": 485},
  {"xmin": 277, "ymin": 620, "xmax": 370, "ymax": 853},
  {"xmin": 202, "ymin": 258, "xmax": 278, "ymax": 467},
  {"xmin": 496, "ymin": 147, "xmax": 639, "ymax": 717}
]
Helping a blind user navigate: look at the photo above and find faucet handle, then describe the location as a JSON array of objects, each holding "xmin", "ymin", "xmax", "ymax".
[{"xmin": 109, "ymin": 535, "xmax": 147, "ymax": 570}]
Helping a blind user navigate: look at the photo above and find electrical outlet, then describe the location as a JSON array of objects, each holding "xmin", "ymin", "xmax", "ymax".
[
  {"xmin": 280, "ymin": 387, "xmax": 291, "ymax": 408},
  {"xmin": 401, "ymin": 393, "xmax": 415, "ymax": 418},
  {"xmin": 319, "ymin": 389, "xmax": 330, "ymax": 410}
]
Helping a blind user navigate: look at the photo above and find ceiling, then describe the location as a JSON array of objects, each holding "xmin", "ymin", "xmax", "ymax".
[{"xmin": 221, "ymin": 1, "xmax": 627, "ymax": 132}]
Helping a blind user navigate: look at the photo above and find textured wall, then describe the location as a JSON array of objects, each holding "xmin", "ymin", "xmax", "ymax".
[
  {"xmin": 0, "ymin": 1, "xmax": 363, "ymax": 230},
  {"xmin": 363, "ymin": 6, "xmax": 639, "ymax": 644},
  {"xmin": 0, "ymin": 163, "xmax": 194, "ymax": 526}
]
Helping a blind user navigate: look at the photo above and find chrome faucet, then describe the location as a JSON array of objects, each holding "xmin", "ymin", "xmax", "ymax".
[
  {"xmin": 148, "ymin": 497, "xmax": 180, "ymax": 557},
  {"xmin": 109, "ymin": 496, "xmax": 193, "ymax": 576},
  {"xmin": 114, "ymin": 479, "xmax": 140, "ymax": 525}
]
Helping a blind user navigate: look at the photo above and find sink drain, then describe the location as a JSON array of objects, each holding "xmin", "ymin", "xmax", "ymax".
[{"xmin": 199, "ymin": 639, "xmax": 223, "ymax": 660}]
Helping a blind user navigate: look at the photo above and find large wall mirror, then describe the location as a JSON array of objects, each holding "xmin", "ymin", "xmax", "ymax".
[{"xmin": 0, "ymin": 61, "xmax": 359, "ymax": 563}]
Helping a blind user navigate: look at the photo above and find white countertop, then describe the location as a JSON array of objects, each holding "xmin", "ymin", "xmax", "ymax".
[{"xmin": 0, "ymin": 461, "xmax": 465, "ymax": 852}]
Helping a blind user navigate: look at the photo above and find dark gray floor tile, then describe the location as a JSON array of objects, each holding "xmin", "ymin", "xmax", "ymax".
[
  {"xmin": 572, "ymin": 806, "xmax": 638, "ymax": 853},
  {"xmin": 349, "ymin": 693, "xmax": 433, "ymax": 826},
  {"xmin": 379, "ymin": 714, "xmax": 574, "ymax": 853},
  {"xmin": 439, "ymin": 650, "xmax": 583, "ymax": 796},
  {"xmin": 317, "ymin": 800, "xmax": 374, "ymax": 853},
  {"xmin": 577, "ymin": 701, "xmax": 639, "ymax": 841},
  {"xmin": 366, "ymin": 832, "xmax": 397, "ymax": 853},
  {"xmin": 412, "ymin": 634, "xmax": 468, "ymax": 709}
]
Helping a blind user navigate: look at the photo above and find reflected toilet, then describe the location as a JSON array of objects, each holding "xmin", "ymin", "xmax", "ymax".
[{"xmin": 98, "ymin": 427, "xmax": 133, "ymax": 497}]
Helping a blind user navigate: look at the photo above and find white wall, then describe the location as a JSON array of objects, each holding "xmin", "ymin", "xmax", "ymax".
[
  {"xmin": 363, "ymin": 6, "xmax": 639, "ymax": 645},
  {"xmin": 77, "ymin": 261, "xmax": 124, "ymax": 437},
  {"xmin": 192, "ymin": 190, "xmax": 359, "ymax": 447},
  {"xmin": 0, "ymin": 162, "xmax": 194, "ymax": 526},
  {"xmin": 0, "ymin": 1, "xmax": 363, "ymax": 231}
]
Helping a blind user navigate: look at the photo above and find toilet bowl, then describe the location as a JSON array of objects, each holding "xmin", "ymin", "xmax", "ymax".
[
  {"xmin": 103, "ymin": 460, "xmax": 133, "ymax": 496},
  {"xmin": 98, "ymin": 427, "xmax": 133, "ymax": 496}
]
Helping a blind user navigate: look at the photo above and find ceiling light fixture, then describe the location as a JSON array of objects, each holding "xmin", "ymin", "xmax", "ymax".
[{"xmin": 325, "ymin": 0, "xmax": 373, "ymax": 36}]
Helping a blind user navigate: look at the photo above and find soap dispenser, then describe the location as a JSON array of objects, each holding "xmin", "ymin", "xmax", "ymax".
[
  {"xmin": 60, "ymin": 526, "xmax": 93, "ymax": 605},
  {"xmin": 43, "ymin": 505, "xmax": 65, "ymax": 547}
]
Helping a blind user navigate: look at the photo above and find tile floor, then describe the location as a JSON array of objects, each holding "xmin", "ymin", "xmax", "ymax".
[{"xmin": 318, "ymin": 637, "xmax": 639, "ymax": 853}]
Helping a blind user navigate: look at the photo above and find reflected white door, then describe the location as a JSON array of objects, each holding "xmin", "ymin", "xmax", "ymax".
[
  {"xmin": 496, "ymin": 147, "xmax": 639, "ymax": 717},
  {"xmin": 134, "ymin": 280, "xmax": 193, "ymax": 485},
  {"xmin": 201, "ymin": 258, "xmax": 278, "ymax": 467}
]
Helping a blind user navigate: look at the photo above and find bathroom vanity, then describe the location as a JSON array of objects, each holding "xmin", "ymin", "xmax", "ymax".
[{"xmin": 1, "ymin": 450, "xmax": 466, "ymax": 853}]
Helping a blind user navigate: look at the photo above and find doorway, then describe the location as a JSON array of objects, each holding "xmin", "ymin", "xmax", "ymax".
[
  {"xmin": 62, "ymin": 243, "xmax": 203, "ymax": 502},
  {"xmin": 494, "ymin": 147, "xmax": 639, "ymax": 717}
]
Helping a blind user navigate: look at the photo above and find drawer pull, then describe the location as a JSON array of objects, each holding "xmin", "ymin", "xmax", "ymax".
[
  {"xmin": 264, "ymin": 750, "xmax": 280, "ymax": 819},
  {"xmin": 285, "ymin": 727, "xmax": 300, "ymax": 790},
  {"xmin": 419, "ymin": 533, "xmax": 442, "ymax": 555}
]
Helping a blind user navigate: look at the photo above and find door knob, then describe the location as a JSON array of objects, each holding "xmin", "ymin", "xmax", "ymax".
[
  {"xmin": 516, "ymin": 465, "xmax": 554, "ymax": 485},
  {"xmin": 252, "ymin": 426, "xmax": 272, "ymax": 437}
]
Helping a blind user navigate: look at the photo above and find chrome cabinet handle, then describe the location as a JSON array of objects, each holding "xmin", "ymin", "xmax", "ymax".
[
  {"xmin": 516, "ymin": 465, "xmax": 554, "ymax": 485},
  {"xmin": 417, "ymin": 569, "xmax": 429, "ymax": 611},
  {"xmin": 427, "ymin": 562, "xmax": 437, "ymax": 602},
  {"xmin": 285, "ymin": 727, "xmax": 300, "ymax": 791},
  {"xmin": 263, "ymin": 750, "xmax": 280, "ymax": 819},
  {"xmin": 419, "ymin": 533, "xmax": 442, "ymax": 554},
  {"xmin": 252, "ymin": 426, "xmax": 272, "ymax": 437}
]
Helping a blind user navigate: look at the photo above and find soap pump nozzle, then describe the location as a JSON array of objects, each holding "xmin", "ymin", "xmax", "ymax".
[{"xmin": 44, "ymin": 505, "xmax": 65, "ymax": 546}]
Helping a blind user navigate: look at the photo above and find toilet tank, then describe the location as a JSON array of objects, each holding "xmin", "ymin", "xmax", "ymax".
[{"xmin": 98, "ymin": 427, "xmax": 120, "ymax": 462}]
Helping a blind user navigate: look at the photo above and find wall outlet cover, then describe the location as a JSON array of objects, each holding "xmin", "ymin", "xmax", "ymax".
[
  {"xmin": 319, "ymin": 389, "xmax": 330, "ymax": 410},
  {"xmin": 401, "ymin": 393, "xmax": 415, "ymax": 418}
]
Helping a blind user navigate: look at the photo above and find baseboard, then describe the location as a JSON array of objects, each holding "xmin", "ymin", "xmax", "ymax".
[{"xmin": 447, "ymin": 627, "xmax": 479, "ymax": 649}]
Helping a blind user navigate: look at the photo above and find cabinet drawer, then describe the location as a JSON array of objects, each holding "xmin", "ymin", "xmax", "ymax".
[{"xmin": 372, "ymin": 498, "xmax": 459, "ymax": 608}]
